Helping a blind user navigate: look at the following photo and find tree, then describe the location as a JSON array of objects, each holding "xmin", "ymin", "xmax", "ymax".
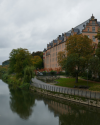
[
  {"xmin": 64, "ymin": 34, "xmax": 93, "ymax": 83},
  {"xmin": 9, "ymin": 48, "xmax": 22, "ymax": 73},
  {"xmin": 89, "ymin": 56, "xmax": 100, "ymax": 78},
  {"xmin": 95, "ymin": 28, "xmax": 100, "ymax": 40},
  {"xmin": 32, "ymin": 56, "xmax": 42, "ymax": 69},
  {"xmin": 9, "ymin": 48, "xmax": 33, "ymax": 78},
  {"xmin": 57, "ymin": 51, "xmax": 66, "ymax": 68},
  {"xmin": 23, "ymin": 66, "xmax": 35, "ymax": 83},
  {"xmin": 32, "ymin": 51, "xmax": 43, "ymax": 68}
]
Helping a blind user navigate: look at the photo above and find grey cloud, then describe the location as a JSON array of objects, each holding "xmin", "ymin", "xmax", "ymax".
[{"xmin": 0, "ymin": 0, "xmax": 100, "ymax": 64}]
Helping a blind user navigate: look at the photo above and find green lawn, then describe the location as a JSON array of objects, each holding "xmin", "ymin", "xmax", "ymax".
[{"xmin": 55, "ymin": 78, "xmax": 100, "ymax": 92}]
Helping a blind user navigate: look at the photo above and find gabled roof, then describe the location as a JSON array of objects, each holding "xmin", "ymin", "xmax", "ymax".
[
  {"xmin": 58, "ymin": 36, "xmax": 64, "ymax": 41},
  {"xmin": 67, "ymin": 19, "xmax": 90, "ymax": 34},
  {"xmin": 73, "ymin": 28, "xmax": 80, "ymax": 34},
  {"xmin": 53, "ymin": 40, "xmax": 57, "ymax": 43},
  {"xmin": 45, "ymin": 16, "xmax": 100, "ymax": 50},
  {"xmin": 97, "ymin": 22, "xmax": 100, "ymax": 26},
  {"xmin": 65, "ymin": 33, "xmax": 71, "ymax": 36}
]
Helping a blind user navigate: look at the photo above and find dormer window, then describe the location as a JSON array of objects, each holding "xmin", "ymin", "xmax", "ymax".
[
  {"xmin": 92, "ymin": 21, "xmax": 95, "ymax": 25},
  {"xmin": 92, "ymin": 27, "xmax": 95, "ymax": 32}
]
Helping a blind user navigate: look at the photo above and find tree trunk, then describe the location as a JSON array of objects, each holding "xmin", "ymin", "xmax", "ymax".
[{"xmin": 75, "ymin": 73, "xmax": 78, "ymax": 83}]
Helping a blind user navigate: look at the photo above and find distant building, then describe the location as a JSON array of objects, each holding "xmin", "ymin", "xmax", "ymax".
[{"xmin": 43, "ymin": 15, "xmax": 100, "ymax": 70}]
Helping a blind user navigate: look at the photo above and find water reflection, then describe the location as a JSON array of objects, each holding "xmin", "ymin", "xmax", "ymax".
[
  {"xmin": 43, "ymin": 97, "xmax": 100, "ymax": 125},
  {"xmin": 9, "ymin": 85, "xmax": 35, "ymax": 120},
  {"xmin": 1, "ymin": 79, "xmax": 100, "ymax": 125}
]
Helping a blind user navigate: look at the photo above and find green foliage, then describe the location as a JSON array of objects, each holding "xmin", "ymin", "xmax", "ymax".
[
  {"xmin": 66, "ymin": 34, "xmax": 93, "ymax": 57},
  {"xmin": 55, "ymin": 78, "xmax": 100, "ymax": 91},
  {"xmin": 9, "ymin": 48, "xmax": 22, "ymax": 73},
  {"xmin": 42, "ymin": 71, "xmax": 47, "ymax": 75},
  {"xmin": 63, "ymin": 53, "xmax": 86, "ymax": 77},
  {"xmin": 50, "ymin": 70, "xmax": 56, "ymax": 75},
  {"xmin": 19, "ymin": 83, "xmax": 30, "ymax": 89},
  {"xmin": 9, "ymin": 48, "xmax": 33, "ymax": 78},
  {"xmin": 95, "ymin": 28, "xmax": 100, "ymax": 40},
  {"xmin": 96, "ymin": 42, "xmax": 100, "ymax": 59},
  {"xmin": 81, "ymin": 70, "xmax": 92, "ymax": 80},
  {"xmin": 64, "ymin": 34, "xmax": 93, "ymax": 83},
  {"xmin": 32, "ymin": 56, "xmax": 43, "ymax": 69},
  {"xmin": 32, "ymin": 51, "xmax": 43, "ymax": 68},
  {"xmin": 1, "ymin": 73, "xmax": 9, "ymax": 82},
  {"xmin": 23, "ymin": 66, "xmax": 35, "ymax": 83},
  {"xmin": 0, "ymin": 65, "xmax": 9, "ymax": 78},
  {"xmin": 89, "ymin": 56, "xmax": 100, "ymax": 77}
]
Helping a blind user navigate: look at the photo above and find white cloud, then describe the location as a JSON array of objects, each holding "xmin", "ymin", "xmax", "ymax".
[{"xmin": 0, "ymin": 0, "xmax": 100, "ymax": 64}]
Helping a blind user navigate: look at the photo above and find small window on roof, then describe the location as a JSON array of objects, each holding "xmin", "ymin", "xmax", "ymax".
[{"xmin": 92, "ymin": 21, "xmax": 95, "ymax": 25}]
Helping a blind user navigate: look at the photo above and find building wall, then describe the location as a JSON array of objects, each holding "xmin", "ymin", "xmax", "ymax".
[
  {"xmin": 82, "ymin": 19, "xmax": 99, "ymax": 44},
  {"xmin": 44, "ymin": 42, "xmax": 66, "ymax": 70},
  {"xmin": 44, "ymin": 16, "xmax": 100, "ymax": 70}
]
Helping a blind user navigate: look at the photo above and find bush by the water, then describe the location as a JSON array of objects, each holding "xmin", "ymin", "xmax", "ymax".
[{"xmin": 19, "ymin": 83, "xmax": 30, "ymax": 89}]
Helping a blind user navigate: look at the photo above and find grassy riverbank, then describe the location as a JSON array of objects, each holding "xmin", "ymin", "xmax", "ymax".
[
  {"xmin": 55, "ymin": 78, "xmax": 100, "ymax": 92},
  {"xmin": 0, "ymin": 64, "xmax": 35, "ymax": 89},
  {"xmin": 1, "ymin": 73, "xmax": 30, "ymax": 89}
]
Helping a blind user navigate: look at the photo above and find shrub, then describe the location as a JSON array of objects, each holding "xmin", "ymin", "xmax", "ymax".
[
  {"xmin": 19, "ymin": 83, "xmax": 30, "ymax": 89},
  {"xmin": 2, "ymin": 73, "xmax": 9, "ymax": 82},
  {"xmin": 42, "ymin": 71, "xmax": 47, "ymax": 75},
  {"xmin": 50, "ymin": 70, "xmax": 56, "ymax": 75},
  {"xmin": 23, "ymin": 66, "xmax": 35, "ymax": 83}
]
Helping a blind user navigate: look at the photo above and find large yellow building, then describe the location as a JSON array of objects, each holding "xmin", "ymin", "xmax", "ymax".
[{"xmin": 43, "ymin": 15, "xmax": 100, "ymax": 70}]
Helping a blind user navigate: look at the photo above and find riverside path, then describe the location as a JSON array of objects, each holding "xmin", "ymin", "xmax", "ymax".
[{"xmin": 32, "ymin": 77, "xmax": 100, "ymax": 100}]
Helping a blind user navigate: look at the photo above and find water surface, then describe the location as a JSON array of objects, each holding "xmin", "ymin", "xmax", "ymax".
[{"xmin": 0, "ymin": 79, "xmax": 100, "ymax": 125}]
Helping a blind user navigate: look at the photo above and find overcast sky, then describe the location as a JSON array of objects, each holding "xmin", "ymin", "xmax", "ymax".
[{"xmin": 0, "ymin": 0, "xmax": 100, "ymax": 64}]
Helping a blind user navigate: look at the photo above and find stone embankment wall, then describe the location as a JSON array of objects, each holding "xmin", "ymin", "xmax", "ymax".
[{"xmin": 30, "ymin": 85, "xmax": 100, "ymax": 108}]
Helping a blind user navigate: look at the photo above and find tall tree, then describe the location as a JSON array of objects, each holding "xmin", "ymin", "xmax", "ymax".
[
  {"xmin": 64, "ymin": 34, "xmax": 93, "ymax": 83},
  {"xmin": 9, "ymin": 48, "xmax": 22, "ymax": 73},
  {"xmin": 9, "ymin": 48, "xmax": 33, "ymax": 78},
  {"xmin": 31, "ymin": 56, "xmax": 42, "ymax": 69},
  {"xmin": 32, "ymin": 51, "xmax": 43, "ymax": 68},
  {"xmin": 57, "ymin": 51, "xmax": 66, "ymax": 68},
  {"xmin": 95, "ymin": 28, "xmax": 100, "ymax": 40}
]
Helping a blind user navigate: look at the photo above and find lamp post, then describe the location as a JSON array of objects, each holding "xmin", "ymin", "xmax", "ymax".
[{"xmin": 86, "ymin": 69, "xmax": 89, "ymax": 87}]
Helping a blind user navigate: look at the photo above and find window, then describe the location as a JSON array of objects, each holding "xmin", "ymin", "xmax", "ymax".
[
  {"xmin": 87, "ymin": 27, "xmax": 89, "ymax": 32},
  {"xmin": 92, "ymin": 36, "xmax": 95, "ymax": 42},
  {"xmin": 56, "ymin": 57, "xmax": 57, "ymax": 61},
  {"xmin": 87, "ymin": 35, "xmax": 89, "ymax": 38},
  {"xmin": 92, "ymin": 27, "xmax": 95, "ymax": 32},
  {"xmin": 92, "ymin": 21, "xmax": 95, "ymax": 25}
]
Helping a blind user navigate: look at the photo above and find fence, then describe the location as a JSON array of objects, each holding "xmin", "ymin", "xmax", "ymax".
[{"xmin": 32, "ymin": 80, "xmax": 100, "ymax": 100}]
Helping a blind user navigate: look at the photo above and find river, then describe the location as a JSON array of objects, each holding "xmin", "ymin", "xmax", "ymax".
[{"xmin": 0, "ymin": 79, "xmax": 100, "ymax": 125}]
